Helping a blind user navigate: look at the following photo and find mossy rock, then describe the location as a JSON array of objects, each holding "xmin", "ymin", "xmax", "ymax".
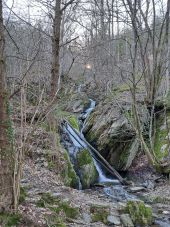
[
  {"xmin": 76, "ymin": 149, "xmax": 99, "ymax": 189},
  {"xmin": 50, "ymin": 200, "xmax": 79, "ymax": 219},
  {"xmin": 154, "ymin": 111, "xmax": 170, "ymax": 164},
  {"xmin": 0, "ymin": 213, "xmax": 21, "ymax": 226},
  {"xmin": 125, "ymin": 200, "xmax": 153, "ymax": 226},
  {"xmin": 61, "ymin": 150, "xmax": 80, "ymax": 189},
  {"xmin": 90, "ymin": 204, "xmax": 110, "ymax": 224},
  {"xmin": 37, "ymin": 193, "xmax": 79, "ymax": 221},
  {"xmin": 36, "ymin": 192, "xmax": 59, "ymax": 207},
  {"xmin": 68, "ymin": 116, "xmax": 79, "ymax": 131}
]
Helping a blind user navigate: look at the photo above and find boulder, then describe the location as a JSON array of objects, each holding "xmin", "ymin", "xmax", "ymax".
[
  {"xmin": 120, "ymin": 214, "xmax": 134, "ymax": 227},
  {"xmin": 76, "ymin": 149, "xmax": 99, "ymax": 189},
  {"xmin": 125, "ymin": 200, "xmax": 153, "ymax": 226},
  {"xmin": 84, "ymin": 102, "xmax": 139, "ymax": 171},
  {"xmin": 107, "ymin": 215, "xmax": 121, "ymax": 225},
  {"xmin": 61, "ymin": 150, "xmax": 80, "ymax": 189}
]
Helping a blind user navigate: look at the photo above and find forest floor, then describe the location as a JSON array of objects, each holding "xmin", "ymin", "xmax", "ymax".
[{"xmin": 17, "ymin": 153, "xmax": 170, "ymax": 226}]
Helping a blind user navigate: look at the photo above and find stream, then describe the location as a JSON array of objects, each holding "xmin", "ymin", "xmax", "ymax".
[
  {"xmin": 61, "ymin": 99, "xmax": 134, "ymax": 199},
  {"xmin": 61, "ymin": 99, "xmax": 170, "ymax": 226}
]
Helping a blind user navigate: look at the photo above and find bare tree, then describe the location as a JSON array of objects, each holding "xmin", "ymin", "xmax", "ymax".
[
  {"xmin": 50, "ymin": 0, "xmax": 77, "ymax": 98},
  {"xmin": 0, "ymin": 0, "xmax": 14, "ymax": 211}
]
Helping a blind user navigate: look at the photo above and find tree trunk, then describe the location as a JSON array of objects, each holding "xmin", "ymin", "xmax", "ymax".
[
  {"xmin": 50, "ymin": 0, "xmax": 62, "ymax": 98},
  {"xmin": 0, "ymin": 0, "xmax": 14, "ymax": 211}
]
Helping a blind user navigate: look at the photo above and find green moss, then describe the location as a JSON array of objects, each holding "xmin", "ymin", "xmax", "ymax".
[
  {"xmin": 77, "ymin": 149, "xmax": 93, "ymax": 166},
  {"xmin": 36, "ymin": 192, "xmax": 59, "ymax": 208},
  {"xmin": 68, "ymin": 116, "xmax": 79, "ymax": 131},
  {"xmin": 154, "ymin": 114, "xmax": 169, "ymax": 161},
  {"xmin": 61, "ymin": 151, "xmax": 79, "ymax": 188},
  {"xmin": 125, "ymin": 201, "xmax": 153, "ymax": 226},
  {"xmin": 90, "ymin": 204, "xmax": 110, "ymax": 224},
  {"xmin": 19, "ymin": 186, "xmax": 27, "ymax": 204},
  {"xmin": 37, "ymin": 193, "xmax": 79, "ymax": 223},
  {"xmin": 51, "ymin": 201, "xmax": 79, "ymax": 219},
  {"xmin": 46, "ymin": 215, "xmax": 66, "ymax": 227},
  {"xmin": 0, "ymin": 213, "xmax": 21, "ymax": 226},
  {"xmin": 76, "ymin": 149, "xmax": 98, "ymax": 189},
  {"xmin": 147, "ymin": 196, "xmax": 170, "ymax": 205}
]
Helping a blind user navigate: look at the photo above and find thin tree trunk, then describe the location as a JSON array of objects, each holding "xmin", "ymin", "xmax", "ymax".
[
  {"xmin": 0, "ymin": 0, "xmax": 14, "ymax": 211},
  {"xmin": 50, "ymin": 0, "xmax": 62, "ymax": 98}
]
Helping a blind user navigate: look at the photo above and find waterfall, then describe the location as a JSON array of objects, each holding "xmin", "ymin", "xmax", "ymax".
[{"xmin": 63, "ymin": 99, "xmax": 120, "ymax": 185}]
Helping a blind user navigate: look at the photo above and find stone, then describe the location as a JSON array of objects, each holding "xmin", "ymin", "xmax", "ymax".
[
  {"xmin": 82, "ymin": 213, "xmax": 92, "ymax": 224},
  {"xmin": 84, "ymin": 103, "xmax": 139, "ymax": 171},
  {"xmin": 120, "ymin": 214, "xmax": 134, "ymax": 227},
  {"xmin": 117, "ymin": 202, "xmax": 127, "ymax": 210},
  {"xmin": 107, "ymin": 215, "xmax": 121, "ymax": 225},
  {"xmin": 76, "ymin": 149, "xmax": 99, "ymax": 189},
  {"xmin": 61, "ymin": 150, "xmax": 80, "ymax": 189},
  {"xmin": 129, "ymin": 186, "xmax": 146, "ymax": 193},
  {"xmin": 43, "ymin": 162, "xmax": 48, "ymax": 168},
  {"xmin": 125, "ymin": 200, "xmax": 153, "ymax": 226}
]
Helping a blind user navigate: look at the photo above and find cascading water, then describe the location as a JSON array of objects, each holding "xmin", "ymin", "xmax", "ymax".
[{"xmin": 62, "ymin": 99, "xmax": 120, "ymax": 185}]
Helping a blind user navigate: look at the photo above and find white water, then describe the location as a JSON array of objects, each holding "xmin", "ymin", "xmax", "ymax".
[{"xmin": 64, "ymin": 99, "xmax": 119, "ymax": 184}]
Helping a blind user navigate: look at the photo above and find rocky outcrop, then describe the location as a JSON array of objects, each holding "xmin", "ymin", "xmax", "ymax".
[{"xmin": 84, "ymin": 101, "xmax": 139, "ymax": 171}]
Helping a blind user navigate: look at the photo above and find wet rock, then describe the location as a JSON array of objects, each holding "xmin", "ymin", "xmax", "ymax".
[
  {"xmin": 76, "ymin": 149, "xmax": 99, "ymax": 189},
  {"xmin": 107, "ymin": 215, "xmax": 121, "ymax": 225},
  {"xmin": 120, "ymin": 214, "xmax": 134, "ymax": 227}
]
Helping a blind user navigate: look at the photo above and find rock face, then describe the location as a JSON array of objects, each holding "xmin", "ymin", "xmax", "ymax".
[
  {"xmin": 84, "ymin": 101, "xmax": 139, "ymax": 171},
  {"xmin": 61, "ymin": 150, "xmax": 80, "ymax": 189},
  {"xmin": 76, "ymin": 149, "xmax": 99, "ymax": 189}
]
